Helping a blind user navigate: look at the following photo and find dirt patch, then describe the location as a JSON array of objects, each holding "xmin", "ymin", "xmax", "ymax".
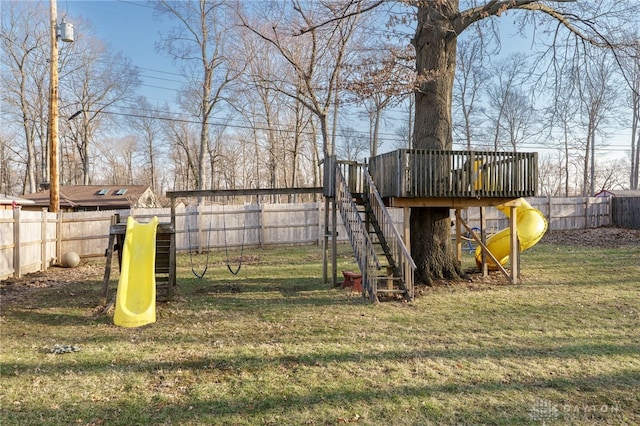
[
  {"xmin": 0, "ymin": 261, "xmax": 104, "ymax": 305},
  {"xmin": 541, "ymin": 226, "xmax": 640, "ymax": 248}
]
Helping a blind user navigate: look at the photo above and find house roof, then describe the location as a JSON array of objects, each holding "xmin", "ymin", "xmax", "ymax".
[
  {"xmin": 0, "ymin": 194, "xmax": 35, "ymax": 205},
  {"xmin": 21, "ymin": 185, "xmax": 155, "ymax": 209},
  {"xmin": 595, "ymin": 189, "xmax": 640, "ymax": 197}
]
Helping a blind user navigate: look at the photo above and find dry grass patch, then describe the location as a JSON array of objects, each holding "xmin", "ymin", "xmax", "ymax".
[{"xmin": 1, "ymin": 231, "xmax": 639, "ymax": 425}]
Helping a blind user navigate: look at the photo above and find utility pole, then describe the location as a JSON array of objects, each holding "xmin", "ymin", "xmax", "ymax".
[
  {"xmin": 48, "ymin": 0, "xmax": 60, "ymax": 212},
  {"xmin": 48, "ymin": 0, "xmax": 73, "ymax": 212}
]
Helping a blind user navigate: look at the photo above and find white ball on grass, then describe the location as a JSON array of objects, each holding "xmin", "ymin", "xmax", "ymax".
[{"xmin": 61, "ymin": 252, "xmax": 80, "ymax": 268}]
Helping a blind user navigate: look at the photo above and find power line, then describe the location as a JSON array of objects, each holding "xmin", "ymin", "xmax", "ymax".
[{"xmin": 86, "ymin": 107, "xmax": 634, "ymax": 154}]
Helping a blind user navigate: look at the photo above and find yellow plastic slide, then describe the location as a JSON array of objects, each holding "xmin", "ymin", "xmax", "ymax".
[
  {"xmin": 114, "ymin": 216, "xmax": 159, "ymax": 328},
  {"xmin": 475, "ymin": 199, "xmax": 547, "ymax": 270}
]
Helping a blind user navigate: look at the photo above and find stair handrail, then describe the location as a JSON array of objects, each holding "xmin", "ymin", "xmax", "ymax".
[
  {"xmin": 334, "ymin": 165, "xmax": 380, "ymax": 300},
  {"xmin": 363, "ymin": 168, "xmax": 416, "ymax": 297}
]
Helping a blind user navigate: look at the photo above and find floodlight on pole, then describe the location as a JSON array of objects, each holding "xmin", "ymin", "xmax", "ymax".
[{"xmin": 48, "ymin": 0, "xmax": 74, "ymax": 213}]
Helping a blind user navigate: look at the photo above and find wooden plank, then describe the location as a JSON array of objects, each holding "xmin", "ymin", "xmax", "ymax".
[
  {"xmin": 386, "ymin": 197, "xmax": 520, "ymax": 208},
  {"xmin": 509, "ymin": 205, "xmax": 518, "ymax": 285},
  {"xmin": 166, "ymin": 187, "xmax": 323, "ymax": 199},
  {"xmin": 41, "ymin": 209, "xmax": 47, "ymax": 271},
  {"xmin": 13, "ymin": 207, "xmax": 20, "ymax": 278}
]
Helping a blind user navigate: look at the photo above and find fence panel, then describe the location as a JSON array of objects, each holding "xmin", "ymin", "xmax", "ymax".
[
  {"xmin": 61, "ymin": 211, "xmax": 116, "ymax": 257},
  {"xmin": 454, "ymin": 197, "xmax": 611, "ymax": 234},
  {"xmin": 0, "ymin": 196, "xmax": 618, "ymax": 280},
  {"xmin": 612, "ymin": 197, "xmax": 640, "ymax": 229},
  {"xmin": 0, "ymin": 210, "xmax": 14, "ymax": 279}
]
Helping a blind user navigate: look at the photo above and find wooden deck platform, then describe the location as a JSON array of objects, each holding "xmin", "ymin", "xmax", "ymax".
[{"xmin": 368, "ymin": 149, "xmax": 537, "ymax": 207}]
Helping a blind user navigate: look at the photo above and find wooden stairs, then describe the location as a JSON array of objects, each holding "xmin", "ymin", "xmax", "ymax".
[{"xmin": 333, "ymin": 161, "xmax": 415, "ymax": 302}]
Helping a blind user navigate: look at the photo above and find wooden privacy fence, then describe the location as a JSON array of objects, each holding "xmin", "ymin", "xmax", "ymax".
[
  {"xmin": 611, "ymin": 197, "xmax": 640, "ymax": 230},
  {"xmin": 1, "ymin": 203, "xmax": 355, "ymax": 280},
  {"xmin": 0, "ymin": 196, "xmax": 616, "ymax": 280},
  {"xmin": 458, "ymin": 196, "xmax": 611, "ymax": 234}
]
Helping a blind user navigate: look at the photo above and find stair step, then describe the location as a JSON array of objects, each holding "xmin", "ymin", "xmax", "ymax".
[
  {"xmin": 376, "ymin": 289, "xmax": 407, "ymax": 294},
  {"xmin": 376, "ymin": 275, "xmax": 402, "ymax": 281}
]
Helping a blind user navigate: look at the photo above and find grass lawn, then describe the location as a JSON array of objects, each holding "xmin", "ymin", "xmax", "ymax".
[{"xmin": 1, "ymin": 231, "xmax": 639, "ymax": 425}]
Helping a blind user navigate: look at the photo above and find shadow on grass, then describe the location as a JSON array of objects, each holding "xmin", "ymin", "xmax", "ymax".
[
  {"xmin": 1, "ymin": 367, "xmax": 636, "ymax": 425},
  {"xmin": 3, "ymin": 337, "xmax": 638, "ymax": 378},
  {"xmin": 5, "ymin": 309, "xmax": 97, "ymax": 327}
]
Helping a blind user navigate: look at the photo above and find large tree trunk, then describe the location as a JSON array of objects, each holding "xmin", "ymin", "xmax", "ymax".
[{"xmin": 411, "ymin": 1, "xmax": 463, "ymax": 284}]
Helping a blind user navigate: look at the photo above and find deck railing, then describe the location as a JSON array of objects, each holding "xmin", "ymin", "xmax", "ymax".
[
  {"xmin": 334, "ymin": 164, "xmax": 380, "ymax": 300},
  {"xmin": 363, "ymin": 169, "xmax": 415, "ymax": 299},
  {"xmin": 369, "ymin": 149, "xmax": 538, "ymax": 199}
]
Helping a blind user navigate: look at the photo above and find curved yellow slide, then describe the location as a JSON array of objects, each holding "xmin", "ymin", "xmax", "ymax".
[
  {"xmin": 475, "ymin": 199, "xmax": 547, "ymax": 270},
  {"xmin": 114, "ymin": 216, "xmax": 159, "ymax": 328}
]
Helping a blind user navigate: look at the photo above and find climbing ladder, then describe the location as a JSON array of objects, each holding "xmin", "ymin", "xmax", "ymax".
[{"xmin": 333, "ymin": 161, "xmax": 415, "ymax": 301}]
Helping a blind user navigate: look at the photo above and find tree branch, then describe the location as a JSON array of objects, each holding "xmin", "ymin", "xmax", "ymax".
[{"xmin": 293, "ymin": 0, "xmax": 385, "ymax": 35}]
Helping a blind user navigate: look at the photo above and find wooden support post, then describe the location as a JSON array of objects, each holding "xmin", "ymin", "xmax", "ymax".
[
  {"xmin": 403, "ymin": 207, "xmax": 410, "ymax": 252},
  {"xmin": 386, "ymin": 266, "xmax": 394, "ymax": 290},
  {"xmin": 323, "ymin": 197, "xmax": 329, "ymax": 285},
  {"xmin": 509, "ymin": 205, "xmax": 518, "ymax": 285},
  {"xmin": 480, "ymin": 206, "xmax": 488, "ymax": 277},
  {"xmin": 331, "ymin": 198, "xmax": 338, "ymax": 287},
  {"xmin": 404, "ymin": 206, "xmax": 412, "ymax": 299},
  {"xmin": 168, "ymin": 197, "xmax": 176, "ymax": 299},
  {"xmin": 101, "ymin": 214, "xmax": 118, "ymax": 306},
  {"xmin": 197, "ymin": 204, "xmax": 203, "ymax": 254},
  {"xmin": 455, "ymin": 209, "xmax": 462, "ymax": 262}
]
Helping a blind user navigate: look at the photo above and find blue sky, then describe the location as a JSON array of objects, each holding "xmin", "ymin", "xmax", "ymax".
[
  {"xmin": 64, "ymin": 0, "xmax": 182, "ymax": 104},
  {"xmin": 57, "ymin": 0, "xmax": 633, "ymax": 160}
]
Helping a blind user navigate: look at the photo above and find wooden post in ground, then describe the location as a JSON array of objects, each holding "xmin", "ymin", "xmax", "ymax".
[
  {"xmin": 509, "ymin": 205, "xmax": 518, "ymax": 285},
  {"xmin": 480, "ymin": 206, "xmax": 488, "ymax": 277},
  {"xmin": 455, "ymin": 209, "xmax": 462, "ymax": 262}
]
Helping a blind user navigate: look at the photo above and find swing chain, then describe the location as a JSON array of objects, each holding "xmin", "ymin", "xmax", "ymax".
[
  {"xmin": 223, "ymin": 208, "xmax": 246, "ymax": 276},
  {"xmin": 188, "ymin": 219, "xmax": 211, "ymax": 279}
]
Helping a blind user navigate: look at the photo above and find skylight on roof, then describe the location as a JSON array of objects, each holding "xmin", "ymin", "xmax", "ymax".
[
  {"xmin": 115, "ymin": 188, "xmax": 127, "ymax": 195},
  {"xmin": 97, "ymin": 188, "xmax": 109, "ymax": 195}
]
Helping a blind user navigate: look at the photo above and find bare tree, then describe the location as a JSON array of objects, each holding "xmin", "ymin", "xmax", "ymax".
[
  {"xmin": 60, "ymin": 22, "xmax": 140, "ymax": 185},
  {"xmin": 127, "ymin": 97, "xmax": 168, "ymax": 194},
  {"xmin": 155, "ymin": 0, "xmax": 241, "ymax": 191},
  {"xmin": 237, "ymin": 1, "xmax": 368, "ymax": 158},
  {"xmin": 0, "ymin": 130, "xmax": 22, "ymax": 194},
  {"xmin": 345, "ymin": 45, "xmax": 414, "ymax": 156},
  {"xmin": 0, "ymin": 1, "xmax": 49, "ymax": 193},
  {"xmin": 545, "ymin": 68, "xmax": 581, "ymax": 196},
  {"xmin": 162, "ymin": 116, "xmax": 200, "ymax": 191},
  {"xmin": 94, "ymin": 136, "xmax": 137, "ymax": 185},
  {"xmin": 482, "ymin": 54, "xmax": 531, "ymax": 151},
  {"xmin": 453, "ymin": 38, "xmax": 488, "ymax": 150},
  {"xmin": 574, "ymin": 52, "xmax": 619, "ymax": 195},
  {"xmin": 538, "ymin": 153, "xmax": 564, "ymax": 196},
  {"xmin": 621, "ymin": 37, "xmax": 640, "ymax": 190},
  {"xmin": 336, "ymin": 126, "xmax": 369, "ymax": 161}
]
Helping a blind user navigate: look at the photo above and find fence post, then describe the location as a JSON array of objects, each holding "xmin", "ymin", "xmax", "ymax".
[
  {"xmin": 584, "ymin": 197, "xmax": 590, "ymax": 228},
  {"xmin": 41, "ymin": 208, "xmax": 48, "ymax": 271},
  {"xmin": 547, "ymin": 196, "xmax": 553, "ymax": 231},
  {"xmin": 259, "ymin": 203, "xmax": 265, "ymax": 249},
  {"xmin": 317, "ymin": 201, "xmax": 323, "ymax": 246},
  {"xmin": 13, "ymin": 206, "xmax": 21, "ymax": 278},
  {"xmin": 56, "ymin": 211, "xmax": 62, "ymax": 265}
]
